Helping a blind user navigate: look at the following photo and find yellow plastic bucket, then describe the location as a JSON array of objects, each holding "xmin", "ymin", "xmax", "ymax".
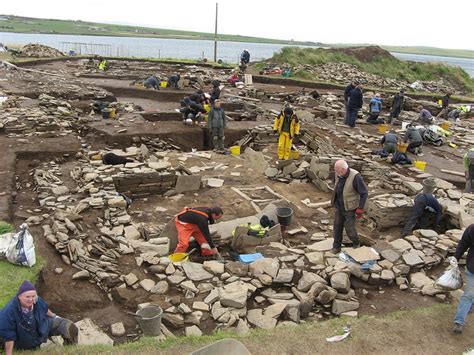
[
  {"xmin": 378, "ymin": 124, "xmax": 389, "ymax": 134},
  {"xmin": 397, "ymin": 143, "xmax": 408, "ymax": 153},
  {"xmin": 109, "ymin": 108, "xmax": 116, "ymax": 119},
  {"xmin": 230, "ymin": 146, "xmax": 241, "ymax": 155},
  {"xmin": 168, "ymin": 252, "xmax": 189, "ymax": 263},
  {"xmin": 290, "ymin": 150, "xmax": 300, "ymax": 160},
  {"xmin": 440, "ymin": 121, "xmax": 450, "ymax": 130},
  {"xmin": 91, "ymin": 154, "xmax": 102, "ymax": 161},
  {"xmin": 160, "ymin": 81, "xmax": 168, "ymax": 88},
  {"xmin": 413, "ymin": 161, "xmax": 427, "ymax": 171}
]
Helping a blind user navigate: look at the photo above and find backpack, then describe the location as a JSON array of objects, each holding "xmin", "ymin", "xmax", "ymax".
[{"xmin": 422, "ymin": 129, "xmax": 444, "ymax": 147}]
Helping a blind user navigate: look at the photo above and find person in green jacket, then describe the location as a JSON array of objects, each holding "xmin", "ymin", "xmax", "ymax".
[{"xmin": 464, "ymin": 147, "xmax": 474, "ymax": 193}]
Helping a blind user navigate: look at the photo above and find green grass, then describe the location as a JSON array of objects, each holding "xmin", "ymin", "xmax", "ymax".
[
  {"xmin": 31, "ymin": 303, "xmax": 469, "ymax": 354},
  {"xmin": 381, "ymin": 45, "xmax": 474, "ymax": 60},
  {"xmin": 0, "ymin": 255, "xmax": 45, "ymax": 308},
  {"xmin": 269, "ymin": 47, "xmax": 474, "ymax": 93},
  {"xmin": 0, "ymin": 221, "xmax": 14, "ymax": 234},
  {"xmin": 0, "ymin": 15, "xmax": 320, "ymax": 47}
]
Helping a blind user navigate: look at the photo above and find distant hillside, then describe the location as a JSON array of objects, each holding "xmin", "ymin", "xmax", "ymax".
[{"xmin": 0, "ymin": 15, "xmax": 321, "ymax": 46}]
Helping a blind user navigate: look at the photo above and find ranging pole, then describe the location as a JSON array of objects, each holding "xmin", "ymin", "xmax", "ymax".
[{"xmin": 214, "ymin": 2, "xmax": 218, "ymax": 62}]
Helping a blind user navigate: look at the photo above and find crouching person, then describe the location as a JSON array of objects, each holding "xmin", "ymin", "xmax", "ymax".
[
  {"xmin": 175, "ymin": 206, "xmax": 223, "ymax": 257},
  {"xmin": 0, "ymin": 280, "xmax": 78, "ymax": 354}
]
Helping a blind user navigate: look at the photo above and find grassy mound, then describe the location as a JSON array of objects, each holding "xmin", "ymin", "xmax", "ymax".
[{"xmin": 269, "ymin": 47, "xmax": 474, "ymax": 93}]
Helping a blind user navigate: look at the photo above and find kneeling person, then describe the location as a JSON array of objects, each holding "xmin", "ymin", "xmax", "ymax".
[
  {"xmin": 175, "ymin": 206, "xmax": 223, "ymax": 257},
  {"xmin": 0, "ymin": 280, "xmax": 78, "ymax": 353}
]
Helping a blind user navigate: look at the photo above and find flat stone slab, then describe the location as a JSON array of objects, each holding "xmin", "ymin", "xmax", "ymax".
[
  {"xmin": 403, "ymin": 251, "xmax": 424, "ymax": 267},
  {"xmin": 390, "ymin": 239, "xmax": 412, "ymax": 253},
  {"xmin": 182, "ymin": 262, "xmax": 213, "ymax": 281},
  {"xmin": 307, "ymin": 238, "xmax": 333, "ymax": 252},
  {"xmin": 75, "ymin": 318, "xmax": 114, "ymax": 346},
  {"xmin": 345, "ymin": 246, "xmax": 380, "ymax": 263}
]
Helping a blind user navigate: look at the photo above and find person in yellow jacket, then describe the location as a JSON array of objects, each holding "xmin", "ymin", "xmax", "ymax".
[{"xmin": 273, "ymin": 106, "xmax": 300, "ymax": 160}]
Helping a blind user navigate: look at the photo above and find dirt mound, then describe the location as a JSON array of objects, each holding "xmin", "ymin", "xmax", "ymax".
[
  {"xmin": 20, "ymin": 43, "xmax": 64, "ymax": 58},
  {"xmin": 329, "ymin": 46, "xmax": 396, "ymax": 63}
]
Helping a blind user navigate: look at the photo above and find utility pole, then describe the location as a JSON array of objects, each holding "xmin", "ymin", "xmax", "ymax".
[{"xmin": 214, "ymin": 2, "xmax": 218, "ymax": 62}]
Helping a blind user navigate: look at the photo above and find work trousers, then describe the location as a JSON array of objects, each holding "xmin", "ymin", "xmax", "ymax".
[
  {"xmin": 407, "ymin": 141, "xmax": 423, "ymax": 154},
  {"xmin": 278, "ymin": 132, "xmax": 293, "ymax": 160},
  {"xmin": 174, "ymin": 219, "xmax": 215, "ymax": 256},
  {"xmin": 454, "ymin": 270, "xmax": 474, "ymax": 326},
  {"xmin": 466, "ymin": 167, "xmax": 474, "ymax": 193},
  {"xmin": 346, "ymin": 108, "xmax": 359, "ymax": 128},
  {"xmin": 367, "ymin": 113, "xmax": 384, "ymax": 124},
  {"xmin": 388, "ymin": 107, "xmax": 401, "ymax": 122},
  {"xmin": 333, "ymin": 209, "xmax": 360, "ymax": 249},
  {"xmin": 383, "ymin": 142, "xmax": 397, "ymax": 154}
]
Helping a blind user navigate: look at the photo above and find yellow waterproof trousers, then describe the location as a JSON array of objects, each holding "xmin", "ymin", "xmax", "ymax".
[{"xmin": 278, "ymin": 132, "xmax": 292, "ymax": 160}]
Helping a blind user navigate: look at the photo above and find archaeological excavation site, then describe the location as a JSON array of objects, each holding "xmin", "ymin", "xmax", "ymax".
[{"xmin": 1, "ymin": 44, "xmax": 474, "ymax": 350}]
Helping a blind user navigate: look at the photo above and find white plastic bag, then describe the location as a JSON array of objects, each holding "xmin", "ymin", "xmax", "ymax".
[
  {"xmin": 0, "ymin": 233, "xmax": 14, "ymax": 259},
  {"xmin": 6, "ymin": 223, "xmax": 36, "ymax": 267},
  {"xmin": 436, "ymin": 257, "xmax": 462, "ymax": 290}
]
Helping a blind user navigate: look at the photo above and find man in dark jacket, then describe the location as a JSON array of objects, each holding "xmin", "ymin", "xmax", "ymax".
[
  {"xmin": 210, "ymin": 80, "xmax": 221, "ymax": 104},
  {"xmin": 208, "ymin": 99, "xmax": 226, "ymax": 151},
  {"xmin": 167, "ymin": 74, "xmax": 180, "ymax": 88},
  {"xmin": 174, "ymin": 206, "xmax": 223, "ymax": 257},
  {"xmin": 331, "ymin": 159, "xmax": 368, "ymax": 253},
  {"xmin": 452, "ymin": 224, "xmax": 474, "ymax": 333},
  {"xmin": 401, "ymin": 178, "xmax": 442, "ymax": 237},
  {"xmin": 0, "ymin": 280, "xmax": 78, "ymax": 353},
  {"xmin": 346, "ymin": 84, "xmax": 363, "ymax": 128},
  {"xmin": 240, "ymin": 50, "xmax": 250, "ymax": 65},
  {"xmin": 388, "ymin": 89, "xmax": 405, "ymax": 123},
  {"xmin": 344, "ymin": 82, "xmax": 356, "ymax": 123}
]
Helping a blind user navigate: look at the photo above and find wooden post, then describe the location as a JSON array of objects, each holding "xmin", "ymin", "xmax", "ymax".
[{"xmin": 213, "ymin": 2, "xmax": 218, "ymax": 62}]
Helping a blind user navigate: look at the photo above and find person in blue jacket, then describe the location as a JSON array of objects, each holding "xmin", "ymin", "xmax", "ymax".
[
  {"xmin": 366, "ymin": 93, "xmax": 384, "ymax": 124},
  {"xmin": 0, "ymin": 280, "xmax": 78, "ymax": 354}
]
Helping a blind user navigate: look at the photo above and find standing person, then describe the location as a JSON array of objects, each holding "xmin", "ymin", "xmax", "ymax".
[
  {"xmin": 98, "ymin": 57, "xmax": 107, "ymax": 71},
  {"xmin": 167, "ymin": 74, "xmax": 180, "ymax": 88},
  {"xmin": 273, "ymin": 106, "xmax": 300, "ymax": 160},
  {"xmin": 344, "ymin": 82, "xmax": 356, "ymax": 124},
  {"xmin": 404, "ymin": 123, "xmax": 424, "ymax": 154},
  {"xmin": 366, "ymin": 93, "xmax": 384, "ymax": 124},
  {"xmin": 401, "ymin": 178, "xmax": 442, "ymax": 237},
  {"xmin": 381, "ymin": 129, "xmax": 398, "ymax": 154},
  {"xmin": 0, "ymin": 280, "xmax": 78, "ymax": 354},
  {"xmin": 388, "ymin": 89, "xmax": 405, "ymax": 123},
  {"xmin": 210, "ymin": 80, "xmax": 221, "ymax": 104},
  {"xmin": 174, "ymin": 206, "xmax": 223, "ymax": 257},
  {"xmin": 437, "ymin": 93, "xmax": 450, "ymax": 118},
  {"xmin": 452, "ymin": 224, "xmax": 474, "ymax": 334},
  {"xmin": 346, "ymin": 83, "xmax": 363, "ymax": 128},
  {"xmin": 208, "ymin": 99, "xmax": 226, "ymax": 152},
  {"xmin": 463, "ymin": 147, "xmax": 474, "ymax": 193},
  {"xmin": 331, "ymin": 159, "xmax": 368, "ymax": 254}
]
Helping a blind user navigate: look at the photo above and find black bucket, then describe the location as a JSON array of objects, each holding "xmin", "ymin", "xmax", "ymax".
[{"xmin": 276, "ymin": 207, "xmax": 293, "ymax": 227}]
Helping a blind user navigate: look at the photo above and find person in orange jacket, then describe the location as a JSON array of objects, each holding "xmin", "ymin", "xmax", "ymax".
[
  {"xmin": 273, "ymin": 106, "xmax": 300, "ymax": 160},
  {"xmin": 174, "ymin": 206, "xmax": 223, "ymax": 256}
]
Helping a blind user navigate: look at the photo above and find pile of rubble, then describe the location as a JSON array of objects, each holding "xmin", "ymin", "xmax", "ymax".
[{"xmin": 19, "ymin": 43, "xmax": 65, "ymax": 58}]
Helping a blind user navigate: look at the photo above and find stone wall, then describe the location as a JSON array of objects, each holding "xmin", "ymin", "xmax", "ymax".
[{"xmin": 113, "ymin": 171, "xmax": 177, "ymax": 197}]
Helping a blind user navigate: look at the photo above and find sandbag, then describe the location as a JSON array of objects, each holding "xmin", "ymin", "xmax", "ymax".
[
  {"xmin": 6, "ymin": 223, "xmax": 36, "ymax": 267},
  {"xmin": 436, "ymin": 258, "xmax": 462, "ymax": 290}
]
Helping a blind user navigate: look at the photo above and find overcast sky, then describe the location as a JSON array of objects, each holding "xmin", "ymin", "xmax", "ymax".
[{"xmin": 1, "ymin": 0, "xmax": 473, "ymax": 50}]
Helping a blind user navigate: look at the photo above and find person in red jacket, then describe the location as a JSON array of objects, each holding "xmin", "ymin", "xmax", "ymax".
[{"xmin": 174, "ymin": 206, "xmax": 223, "ymax": 256}]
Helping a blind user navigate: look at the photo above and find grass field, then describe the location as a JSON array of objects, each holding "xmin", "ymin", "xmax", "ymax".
[{"xmin": 0, "ymin": 257, "xmax": 45, "ymax": 308}]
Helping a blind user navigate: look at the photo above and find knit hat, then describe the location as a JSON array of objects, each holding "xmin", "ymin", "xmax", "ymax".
[
  {"xmin": 423, "ymin": 178, "xmax": 436, "ymax": 189},
  {"xmin": 18, "ymin": 280, "xmax": 36, "ymax": 295}
]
